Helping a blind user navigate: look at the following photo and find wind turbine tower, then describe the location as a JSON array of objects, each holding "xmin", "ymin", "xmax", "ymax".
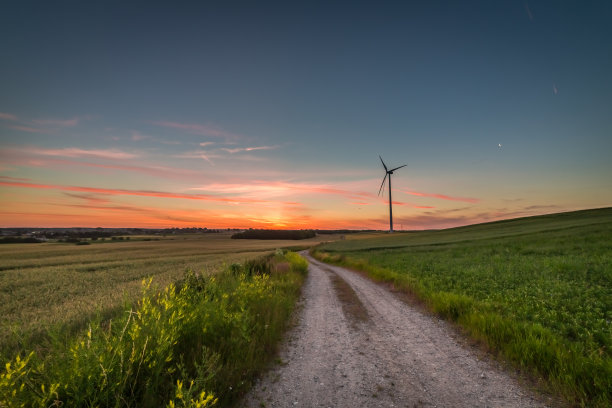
[{"xmin": 378, "ymin": 156, "xmax": 406, "ymax": 233}]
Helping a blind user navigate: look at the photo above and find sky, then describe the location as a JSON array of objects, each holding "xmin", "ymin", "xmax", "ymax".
[{"xmin": 1, "ymin": 1, "xmax": 611, "ymax": 230}]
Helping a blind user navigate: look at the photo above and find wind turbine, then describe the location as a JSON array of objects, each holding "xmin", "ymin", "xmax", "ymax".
[{"xmin": 378, "ymin": 156, "xmax": 406, "ymax": 233}]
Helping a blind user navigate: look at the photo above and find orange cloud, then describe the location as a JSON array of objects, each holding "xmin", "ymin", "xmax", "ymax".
[
  {"xmin": 384, "ymin": 200, "xmax": 435, "ymax": 209},
  {"xmin": 193, "ymin": 181, "xmax": 376, "ymax": 200},
  {"xmin": 0, "ymin": 209, "xmax": 210, "ymax": 228},
  {"xmin": 0, "ymin": 180, "xmax": 299, "ymax": 205},
  {"xmin": 404, "ymin": 190, "xmax": 479, "ymax": 204},
  {"xmin": 0, "ymin": 206, "xmax": 317, "ymax": 229},
  {"xmin": 2, "ymin": 187, "xmax": 313, "ymax": 228}
]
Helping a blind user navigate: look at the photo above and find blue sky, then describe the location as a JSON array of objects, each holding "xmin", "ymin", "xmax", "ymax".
[{"xmin": 1, "ymin": 1, "xmax": 611, "ymax": 229}]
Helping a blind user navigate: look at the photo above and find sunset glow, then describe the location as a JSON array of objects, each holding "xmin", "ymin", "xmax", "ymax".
[{"xmin": 1, "ymin": 2, "xmax": 610, "ymax": 229}]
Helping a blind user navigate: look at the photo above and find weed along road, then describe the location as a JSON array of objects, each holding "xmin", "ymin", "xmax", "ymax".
[{"xmin": 245, "ymin": 252, "xmax": 547, "ymax": 407}]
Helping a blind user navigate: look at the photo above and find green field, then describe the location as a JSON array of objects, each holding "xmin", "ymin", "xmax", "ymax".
[
  {"xmin": 0, "ymin": 233, "xmax": 332, "ymax": 357},
  {"xmin": 314, "ymin": 208, "xmax": 612, "ymax": 406}
]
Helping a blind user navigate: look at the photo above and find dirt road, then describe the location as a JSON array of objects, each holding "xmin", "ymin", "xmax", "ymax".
[{"xmin": 244, "ymin": 253, "xmax": 546, "ymax": 407}]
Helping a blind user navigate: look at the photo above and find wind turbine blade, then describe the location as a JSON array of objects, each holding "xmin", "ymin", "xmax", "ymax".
[
  {"xmin": 379, "ymin": 155, "xmax": 388, "ymax": 172},
  {"xmin": 378, "ymin": 174, "xmax": 388, "ymax": 196},
  {"xmin": 390, "ymin": 164, "xmax": 407, "ymax": 172}
]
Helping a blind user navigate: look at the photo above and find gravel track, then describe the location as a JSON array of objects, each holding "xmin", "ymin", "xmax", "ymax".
[{"xmin": 244, "ymin": 252, "xmax": 547, "ymax": 407}]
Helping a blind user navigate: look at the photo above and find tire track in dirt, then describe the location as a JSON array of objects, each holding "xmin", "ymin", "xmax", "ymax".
[{"xmin": 244, "ymin": 252, "xmax": 547, "ymax": 407}]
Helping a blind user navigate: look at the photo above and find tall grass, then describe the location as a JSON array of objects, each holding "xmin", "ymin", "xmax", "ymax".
[{"xmin": 0, "ymin": 251, "xmax": 308, "ymax": 407}]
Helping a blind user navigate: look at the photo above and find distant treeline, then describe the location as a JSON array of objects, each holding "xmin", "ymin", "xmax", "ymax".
[
  {"xmin": 231, "ymin": 230, "xmax": 316, "ymax": 240},
  {"xmin": 0, "ymin": 237, "xmax": 43, "ymax": 244},
  {"xmin": 1, "ymin": 227, "xmax": 378, "ymax": 238},
  {"xmin": 315, "ymin": 229, "xmax": 376, "ymax": 235},
  {"xmin": 49, "ymin": 231, "xmax": 115, "ymax": 239}
]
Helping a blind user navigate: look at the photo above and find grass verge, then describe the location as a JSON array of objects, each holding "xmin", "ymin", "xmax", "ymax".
[{"xmin": 0, "ymin": 250, "xmax": 308, "ymax": 408}]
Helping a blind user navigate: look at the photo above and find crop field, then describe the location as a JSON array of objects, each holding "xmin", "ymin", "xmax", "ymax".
[
  {"xmin": 313, "ymin": 208, "xmax": 612, "ymax": 406},
  {"xmin": 1, "ymin": 248, "xmax": 309, "ymax": 407},
  {"xmin": 0, "ymin": 233, "xmax": 331, "ymax": 357}
]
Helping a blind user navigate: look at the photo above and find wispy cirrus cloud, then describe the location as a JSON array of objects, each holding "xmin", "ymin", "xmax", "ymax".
[
  {"xmin": 15, "ymin": 146, "xmax": 138, "ymax": 160},
  {"xmin": 159, "ymin": 139, "xmax": 182, "ymax": 145},
  {"xmin": 1, "ymin": 152, "xmax": 201, "ymax": 179},
  {"xmin": 404, "ymin": 190, "xmax": 479, "ymax": 204},
  {"xmin": 0, "ymin": 180, "xmax": 300, "ymax": 205},
  {"xmin": 2, "ymin": 113, "xmax": 91, "ymax": 133},
  {"xmin": 0, "ymin": 112, "xmax": 18, "ymax": 121},
  {"xmin": 174, "ymin": 145, "xmax": 277, "ymax": 165},
  {"xmin": 32, "ymin": 117, "xmax": 79, "ymax": 127},
  {"xmin": 153, "ymin": 121, "xmax": 241, "ymax": 141},
  {"xmin": 131, "ymin": 131, "xmax": 150, "ymax": 141},
  {"xmin": 524, "ymin": 2, "xmax": 534, "ymax": 21},
  {"xmin": 0, "ymin": 176, "xmax": 31, "ymax": 182},
  {"xmin": 7, "ymin": 125, "xmax": 47, "ymax": 133},
  {"xmin": 221, "ymin": 145, "xmax": 279, "ymax": 154},
  {"xmin": 63, "ymin": 192, "xmax": 112, "ymax": 205},
  {"xmin": 173, "ymin": 150, "xmax": 220, "ymax": 165}
]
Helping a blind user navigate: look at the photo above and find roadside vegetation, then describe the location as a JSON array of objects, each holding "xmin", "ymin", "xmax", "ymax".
[
  {"xmin": 312, "ymin": 208, "xmax": 612, "ymax": 407},
  {"xmin": 0, "ymin": 250, "xmax": 309, "ymax": 407}
]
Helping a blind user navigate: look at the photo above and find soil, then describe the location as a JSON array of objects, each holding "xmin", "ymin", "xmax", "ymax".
[{"xmin": 243, "ymin": 252, "xmax": 549, "ymax": 407}]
